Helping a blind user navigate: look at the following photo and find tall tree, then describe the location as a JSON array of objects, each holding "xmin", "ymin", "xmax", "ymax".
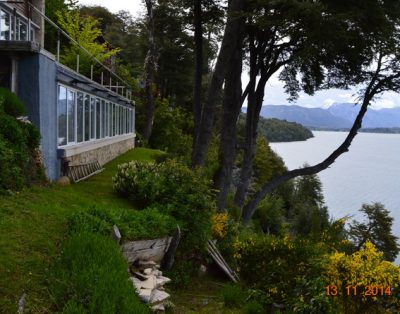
[
  {"xmin": 142, "ymin": 0, "xmax": 157, "ymax": 142},
  {"xmin": 192, "ymin": 0, "xmax": 245, "ymax": 167},
  {"xmin": 192, "ymin": 0, "xmax": 203, "ymax": 145}
]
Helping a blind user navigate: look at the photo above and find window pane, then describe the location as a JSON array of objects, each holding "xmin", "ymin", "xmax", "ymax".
[
  {"xmin": 90, "ymin": 97, "xmax": 96, "ymax": 139},
  {"xmin": 84, "ymin": 94, "xmax": 90, "ymax": 141},
  {"xmin": 0, "ymin": 10, "xmax": 10, "ymax": 40},
  {"xmin": 77, "ymin": 92, "xmax": 84, "ymax": 142},
  {"xmin": 101, "ymin": 100, "xmax": 106, "ymax": 138},
  {"xmin": 57, "ymin": 86, "xmax": 67, "ymax": 146},
  {"xmin": 114, "ymin": 104, "xmax": 118, "ymax": 136},
  {"xmin": 96, "ymin": 98, "xmax": 101, "ymax": 139},
  {"xmin": 132, "ymin": 108, "xmax": 135, "ymax": 133},
  {"xmin": 119, "ymin": 106, "xmax": 122, "ymax": 135},
  {"xmin": 67, "ymin": 89, "xmax": 75, "ymax": 143},
  {"xmin": 106, "ymin": 102, "xmax": 110, "ymax": 137},
  {"xmin": 19, "ymin": 20, "xmax": 27, "ymax": 41}
]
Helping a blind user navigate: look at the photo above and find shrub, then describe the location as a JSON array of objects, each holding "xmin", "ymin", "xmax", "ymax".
[
  {"xmin": 113, "ymin": 159, "xmax": 215, "ymax": 250},
  {"xmin": 234, "ymin": 235, "xmax": 332, "ymax": 312},
  {"xmin": 325, "ymin": 241, "xmax": 400, "ymax": 313},
  {"xmin": 52, "ymin": 232, "xmax": 150, "ymax": 314},
  {"xmin": 0, "ymin": 87, "xmax": 26, "ymax": 117},
  {"xmin": 221, "ymin": 284, "xmax": 246, "ymax": 308},
  {"xmin": 69, "ymin": 207, "xmax": 177, "ymax": 240},
  {"xmin": 0, "ymin": 89, "xmax": 44, "ymax": 191}
]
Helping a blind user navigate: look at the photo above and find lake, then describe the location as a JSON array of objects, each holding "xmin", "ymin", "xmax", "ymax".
[{"xmin": 270, "ymin": 131, "xmax": 400, "ymax": 260}]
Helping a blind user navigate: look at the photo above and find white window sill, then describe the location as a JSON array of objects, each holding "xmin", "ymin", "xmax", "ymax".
[{"xmin": 58, "ymin": 133, "xmax": 136, "ymax": 158}]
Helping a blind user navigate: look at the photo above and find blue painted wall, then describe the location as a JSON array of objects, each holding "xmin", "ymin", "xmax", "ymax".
[{"xmin": 18, "ymin": 52, "xmax": 59, "ymax": 180}]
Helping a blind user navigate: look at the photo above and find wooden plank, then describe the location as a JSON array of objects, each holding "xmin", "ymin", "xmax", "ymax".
[
  {"xmin": 121, "ymin": 237, "xmax": 172, "ymax": 252},
  {"xmin": 122, "ymin": 237, "xmax": 173, "ymax": 263},
  {"xmin": 207, "ymin": 241, "xmax": 239, "ymax": 282}
]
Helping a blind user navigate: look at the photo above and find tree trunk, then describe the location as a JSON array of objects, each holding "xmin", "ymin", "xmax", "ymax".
[
  {"xmin": 233, "ymin": 75, "xmax": 267, "ymax": 209},
  {"xmin": 142, "ymin": 0, "xmax": 157, "ymax": 142},
  {"xmin": 192, "ymin": 0, "xmax": 245, "ymax": 167},
  {"xmin": 193, "ymin": 0, "xmax": 203, "ymax": 147},
  {"xmin": 214, "ymin": 20, "xmax": 245, "ymax": 211}
]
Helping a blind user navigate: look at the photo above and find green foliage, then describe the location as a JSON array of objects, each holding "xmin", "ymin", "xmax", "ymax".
[
  {"xmin": 348, "ymin": 202, "xmax": 400, "ymax": 262},
  {"xmin": 238, "ymin": 115, "xmax": 313, "ymax": 143},
  {"xmin": 0, "ymin": 89, "xmax": 44, "ymax": 191},
  {"xmin": 113, "ymin": 159, "xmax": 215, "ymax": 250},
  {"xmin": 56, "ymin": 9, "xmax": 120, "ymax": 76},
  {"xmin": 69, "ymin": 207, "xmax": 177, "ymax": 241},
  {"xmin": 0, "ymin": 87, "xmax": 26, "ymax": 117},
  {"xmin": 289, "ymin": 172, "xmax": 330, "ymax": 241},
  {"xmin": 52, "ymin": 232, "xmax": 150, "ymax": 314},
  {"xmin": 253, "ymin": 196, "xmax": 286, "ymax": 236},
  {"xmin": 164, "ymin": 260, "xmax": 196, "ymax": 289},
  {"xmin": 253, "ymin": 136, "xmax": 286, "ymax": 189},
  {"xmin": 242, "ymin": 300, "xmax": 264, "ymax": 314},
  {"xmin": 149, "ymin": 98, "xmax": 193, "ymax": 160},
  {"xmin": 234, "ymin": 235, "xmax": 332, "ymax": 313},
  {"xmin": 221, "ymin": 284, "xmax": 246, "ymax": 308}
]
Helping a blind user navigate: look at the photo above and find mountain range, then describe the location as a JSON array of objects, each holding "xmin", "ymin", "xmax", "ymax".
[{"xmin": 260, "ymin": 103, "xmax": 400, "ymax": 129}]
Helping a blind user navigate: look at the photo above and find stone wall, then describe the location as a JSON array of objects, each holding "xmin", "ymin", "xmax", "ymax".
[{"xmin": 66, "ymin": 136, "xmax": 135, "ymax": 166}]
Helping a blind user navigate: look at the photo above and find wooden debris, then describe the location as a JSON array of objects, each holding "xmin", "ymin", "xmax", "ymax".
[{"xmin": 207, "ymin": 240, "xmax": 239, "ymax": 282}]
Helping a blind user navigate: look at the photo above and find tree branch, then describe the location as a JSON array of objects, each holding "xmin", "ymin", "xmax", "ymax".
[{"xmin": 242, "ymin": 52, "xmax": 388, "ymax": 224}]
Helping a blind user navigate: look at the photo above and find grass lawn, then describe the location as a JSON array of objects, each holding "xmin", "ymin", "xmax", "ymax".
[{"xmin": 0, "ymin": 148, "xmax": 162, "ymax": 313}]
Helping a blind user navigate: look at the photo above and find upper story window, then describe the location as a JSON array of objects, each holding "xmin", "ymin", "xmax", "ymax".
[{"xmin": 0, "ymin": 7, "xmax": 35, "ymax": 41}]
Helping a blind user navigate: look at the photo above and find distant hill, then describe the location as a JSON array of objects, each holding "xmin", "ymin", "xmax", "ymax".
[
  {"xmin": 260, "ymin": 103, "xmax": 400, "ymax": 129},
  {"xmin": 238, "ymin": 115, "xmax": 313, "ymax": 142}
]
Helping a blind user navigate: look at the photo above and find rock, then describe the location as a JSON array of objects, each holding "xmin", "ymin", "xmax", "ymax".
[
  {"xmin": 143, "ymin": 268, "xmax": 153, "ymax": 275},
  {"xmin": 111, "ymin": 225, "xmax": 121, "ymax": 244},
  {"xmin": 129, "ymin": 277, "xmax": 142, "ymax": 293},
  {"xmin": 151, "ymin": 303, "xmax": 165, "ymax": 312},
  {"xmin": 150, "ymin": 289, "xmax": 170, "ymax": 304},
  {"xmin": 133, "ymin": 272, "xmax": 150, "ymax": 281},
  {"xmin": 141, "ymin": 276, "xmax": 157, "ymax": 290},
  {"xmin": 138, "ymin": 260, "xmax": 157, "ymax": 269},
  {"xmin": 199, "ymin": 264, "xmax": 207, "ymax": 276},
  {"xmin": 57, "ymin": 176, "xmax": 70, "ymax": 186},
  {"xmin": 156, "ymin": 276, "xmax": 171, "ymax": 288},
  {"xmin": 153, "ymin": 270, "xmax": 162, "ymax": 276},
  {"xmin": 138, "ymin": 288, "xmax": 152, "ymax": 303}
]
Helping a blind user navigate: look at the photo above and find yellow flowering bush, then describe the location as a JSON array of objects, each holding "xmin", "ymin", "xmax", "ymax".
[
  {"xmin": 234, "ymin": 235, "xmax": 332, "ymax": 312},
  {"xmin": 212, "ymin": 213, "xmax": 229, "ymax": 239},
  {"xmin": 326, "ymin": 241, "xmax": 400, "ymax": 312}
]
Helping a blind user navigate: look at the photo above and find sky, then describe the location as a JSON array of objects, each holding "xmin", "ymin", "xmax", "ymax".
[{"xmin": 78, "ymin": 0, "xmax": 400, "ymax": 110}]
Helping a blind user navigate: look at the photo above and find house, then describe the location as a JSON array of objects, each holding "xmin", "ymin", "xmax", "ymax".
[{"xmin": 0, "ymin": 0, "xmax": 136, "ymax": 181}]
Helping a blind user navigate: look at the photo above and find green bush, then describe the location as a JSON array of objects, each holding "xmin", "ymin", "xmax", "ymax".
[
  {"xmin": 113, "ymin": 159, "xmax": 215, "ymax": 250},
  {"xmin": 0, "ymin": 87, "xmax": 26, "ymax": 117},
  {"xmin": 221, "ymin": 284, "xmax": 246, "ymax": 308},
  {"xmin": 149, "ymin": 98, "xmax": 193, "ymax": 160},
  {"xmin": 0, "ymin": 89, "xmax": 44, "ymax": 191},
  {"xmin": 69, "ymin": 207, "xmax": 177, "ymax": 240},
  {"xmin": 234, "ymin": 235, "xmax": 332, "ymax": 312},
  {"xmin": 52, "ymin": 232, "xmax": 150, "ymax": 314},
  {"xmin": 242, "ymin": 300, "xmax": 264, "ymax": 314}
]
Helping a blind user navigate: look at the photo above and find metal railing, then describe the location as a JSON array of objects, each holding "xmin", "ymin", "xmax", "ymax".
[{"xmin": 27, "ymin": 2, "xmax": 133, "ymax": 102}]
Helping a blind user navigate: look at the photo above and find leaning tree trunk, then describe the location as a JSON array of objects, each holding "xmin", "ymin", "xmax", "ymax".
[
  {"xmin": 193, "ymin": 0, "xmax": 203, "ymax": 147},
  {"xmin": 242, "ymin": 53, "xmax": 392, "ymax": 224},
  {"xmin": 142, "ymin": 0, "xmax": 157, "ymax": 142},
  {"xmin": 192, "ymin": 0, "xmax": 246, "ymax": 167},
  {"xmin": 214, "ymin": 20, "xmax": 245, "ymax": 211}
]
